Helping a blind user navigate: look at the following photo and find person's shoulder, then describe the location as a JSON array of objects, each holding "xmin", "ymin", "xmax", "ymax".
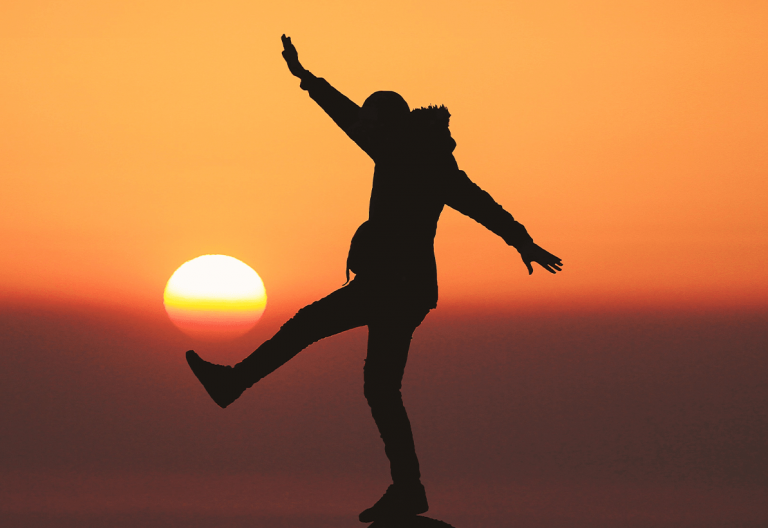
[
  {"xmin": 410, "ymin": 106, "xmax": 453, "ymax": 150},
  {"xmin": 403, "ymin": 106, "xmax": 457, "ymax": 176},
  {"xmin": 411, "ymin": 104, "xmax": 451, "ymax": 129}
]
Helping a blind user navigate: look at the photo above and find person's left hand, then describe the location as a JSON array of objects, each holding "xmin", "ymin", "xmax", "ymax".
[
  {"xmin": 281, "ymin": 34, "xmax": 307, "ymax": 79},
  {"xmin": 518, "ymin": 243, "xmax": 563, "ymax": 275}
]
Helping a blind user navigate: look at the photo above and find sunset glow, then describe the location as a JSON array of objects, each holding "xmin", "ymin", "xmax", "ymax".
[
  {"xmin": 2, "ymin": 2, "xmax": 767, "ymax": 526},
  {"xmin": 2, "ymin": 1, "xmax": 766, "ymax": 312},
  {"xmin": 164, "ymin": 255, "xmax": 267, "ymax": 341}
]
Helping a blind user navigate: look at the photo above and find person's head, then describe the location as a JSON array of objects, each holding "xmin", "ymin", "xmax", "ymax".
[
  {"xmin": 351, "ymin": 91, "xmax": 410, "ymax": 144},
  {"xmin": 361, "ymin": 91, "xmax": 410, "ymax": 126}
]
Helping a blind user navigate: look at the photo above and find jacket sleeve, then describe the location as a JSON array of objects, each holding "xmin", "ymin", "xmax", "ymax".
[
  {"xmin": 444, "ymin": 166, "xmax": 534, "ymax": 250},
  {"xmin": 299, "ymin": 72, "xmax": 373, "ymax": 158}
]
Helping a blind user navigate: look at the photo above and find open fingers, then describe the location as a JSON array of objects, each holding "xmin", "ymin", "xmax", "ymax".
[
  {"xmin": 540, "ymin": 263, "xmax": 557, "ymax": 274},
  {"xmin": 544, "ymin": 251, "xmax": 562, "ymax": 264},
  {"xmin": 281, "ymin": 34, "xmax": 295, "ymax": 52},
  {"xmin": 539, "ymin": 249, "xmax": 562, "ymax": 268},
  {"xmin": 537, "ymin": 259, "xmax": 562, "ymax": 273}
]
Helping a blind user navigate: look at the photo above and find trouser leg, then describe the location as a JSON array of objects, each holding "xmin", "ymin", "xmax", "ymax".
[
  {"xmin": 364, "ymin": 313, "xmax": 428, "ymax": 486},
  {"xmin": 236, "ymin": 283, "xmax": 367, "ymax": 386}
]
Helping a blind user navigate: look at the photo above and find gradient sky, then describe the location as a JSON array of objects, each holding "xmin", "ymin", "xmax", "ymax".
[
  {"xmin": 1, "ymin": 2, "xmax": 767, "ymax": 527},
  {"xmin": 2, "ymin": 0, "xmax": 767, "ymax": 313}
]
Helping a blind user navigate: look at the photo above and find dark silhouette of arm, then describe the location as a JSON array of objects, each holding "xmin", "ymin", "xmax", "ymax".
[
  {"xmin": 281, "ymin": 35, "xmax": 372, "ymax": 157},
  {"xmin": 300, "ymin": 75, "xmax": 375, "ymax": 156},
  {"xmin": 444, "ymin": 167, "xmax": 563, "ymax": 274},
  {"xmin": 444, "ymin": 167, "xmax": 533, "ymax": 248}
]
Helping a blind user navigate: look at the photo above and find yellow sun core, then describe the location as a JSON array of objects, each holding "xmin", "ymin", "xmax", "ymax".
[{"xmin": 164, "ymin": 255, "xmax": 267, "ymax": 341}]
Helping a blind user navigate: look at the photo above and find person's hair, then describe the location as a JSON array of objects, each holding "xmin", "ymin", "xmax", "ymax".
[
  {"xmin": 411, "ymin": 105, "xmax": 451, "ymax": 128},
  {"xmin": 362, "ymin": 91, "xmax": 410, "ymax": 124}
]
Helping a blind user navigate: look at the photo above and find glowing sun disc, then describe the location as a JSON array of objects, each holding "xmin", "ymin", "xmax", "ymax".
[{"xmin": 164, "ymin": 255, "xmax": 267, "ymax": 341}]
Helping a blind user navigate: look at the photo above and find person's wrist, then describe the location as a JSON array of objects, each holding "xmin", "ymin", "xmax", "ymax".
[
  {"xmin": 298, "ymin": 70, "xmax": 317, "ymax": 90},
  {"xmin": 513, "ymin": 240, "xmax": 536, "ymax": 253}
]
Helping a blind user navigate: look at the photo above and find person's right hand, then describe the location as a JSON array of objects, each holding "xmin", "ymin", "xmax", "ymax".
[
  {"xmin": 517, "ymin": 242, "xmax": 563, "ymax": 275},
  {"xmin": 281, "ymin": 34, "xmax": 307, "ymax": 79}
]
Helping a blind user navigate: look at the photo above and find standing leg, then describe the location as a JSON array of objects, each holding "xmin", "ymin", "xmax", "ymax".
[
  {"xmin": 187, "ymin": 282, "xmax": 368, "ymax": 408},
  {"xmin": 358, "ymin": 309, "xmax": 430, "ymax": 522},
  {"xmin": 364, "ymin": 321, "xmax": 423, "ymax": 485}
]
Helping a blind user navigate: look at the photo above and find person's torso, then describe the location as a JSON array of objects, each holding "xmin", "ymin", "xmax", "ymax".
[{"xmin": 348, "ymin": 139, "xmax": 458, "ymax": 308}]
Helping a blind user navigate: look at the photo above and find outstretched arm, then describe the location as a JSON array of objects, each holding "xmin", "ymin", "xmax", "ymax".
[
  {"xmin": 444, "ymin": 168, "xmax": 562, "ymax": 275},
  {"xmin": 281, "ymin": 35, "xmax": 373, "ymax": 157}
]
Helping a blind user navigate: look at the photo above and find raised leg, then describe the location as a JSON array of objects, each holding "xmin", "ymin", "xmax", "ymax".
[
  {"xmin": 236, "ymin": 282, "xmax": 368, "ymax": 384},
  {"xmin": 187, "ymin": 282, "xmax": 368, "ymax": 408}
]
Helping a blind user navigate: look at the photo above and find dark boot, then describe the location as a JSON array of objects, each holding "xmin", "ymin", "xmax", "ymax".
[
  {"xmin": 358, "ymin": 482, "xmax": 428, "ymax": 523},
  {"xmin": 185, "ymin": 350, "xmax": 248, "ymax": 408}
]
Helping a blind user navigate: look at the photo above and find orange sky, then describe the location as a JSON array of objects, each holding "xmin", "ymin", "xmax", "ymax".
[{"xmin": 2, "ymin": 1, "xmax": 767, "ymax": 315}]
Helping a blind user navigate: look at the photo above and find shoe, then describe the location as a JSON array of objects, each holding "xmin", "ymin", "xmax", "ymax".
[
  {"xmin": 358, "ymin": 482, "xmax": 428, "ymax": 523},
  {"xmin": 185, "ymin": 350, "xmax": 247, "ymax": 408}
]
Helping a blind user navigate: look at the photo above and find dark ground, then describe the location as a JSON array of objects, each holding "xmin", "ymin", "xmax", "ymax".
[{"xmin": 1, "ymin": 300, "xmax": 766, "ymax": 527}]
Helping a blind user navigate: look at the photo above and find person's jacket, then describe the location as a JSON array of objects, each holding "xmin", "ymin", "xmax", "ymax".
[{"xmin": 299, "ymin": 73, "xmax": 533, "ymax": 310}]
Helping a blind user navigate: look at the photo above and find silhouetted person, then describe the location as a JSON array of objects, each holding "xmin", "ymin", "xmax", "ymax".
[{"xmin": 186, "ymin": 35, "xmax": 563, "ymax": 523}]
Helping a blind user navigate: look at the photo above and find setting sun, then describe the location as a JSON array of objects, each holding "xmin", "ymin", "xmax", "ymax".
[{"xmin": 164, "ymin": 255, "xmax": 267, "ymax": 341}]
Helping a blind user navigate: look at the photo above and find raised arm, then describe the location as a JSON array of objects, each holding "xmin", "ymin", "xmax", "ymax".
[
  {"xmin": 444, "ymin": 168, "xmax": 563, "ymax": 274},
  {"xmin": 281, "ymin": 35, "xmax": 373, "ymax": 157}
]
